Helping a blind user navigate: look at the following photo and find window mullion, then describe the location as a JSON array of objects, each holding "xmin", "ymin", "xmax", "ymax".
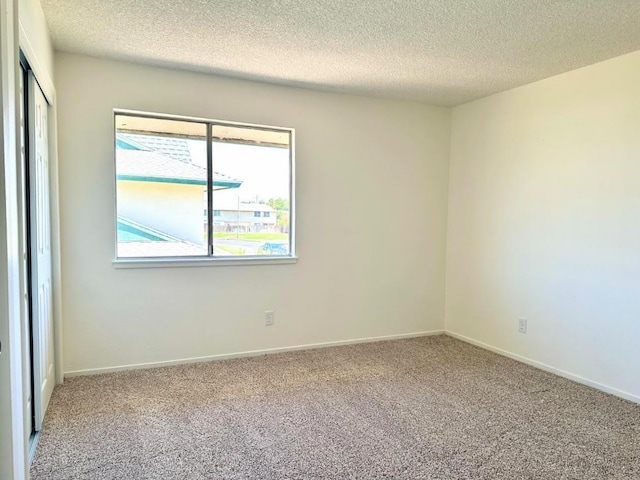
[{"xmin": 206, "ymin": 123, "xmax": 214, "ymax": 256}]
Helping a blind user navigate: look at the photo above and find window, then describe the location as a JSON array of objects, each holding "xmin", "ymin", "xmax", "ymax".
[{"xmin": 114, "ymin": 111, "xmax": 294, "ymax": 262}]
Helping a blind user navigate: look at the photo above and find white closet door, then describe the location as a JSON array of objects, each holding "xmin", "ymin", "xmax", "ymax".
[{"xmin": 29, "ymin": 72, "xmax": 54, "ymax": 431}]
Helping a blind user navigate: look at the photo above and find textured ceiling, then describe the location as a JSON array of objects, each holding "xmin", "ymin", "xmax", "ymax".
[{"xmin": 40, "ymin": 0, "xmax": 640, "ymax": 106}]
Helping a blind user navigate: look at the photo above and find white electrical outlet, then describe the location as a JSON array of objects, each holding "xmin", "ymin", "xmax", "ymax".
[
  {"xmin": 518, "ymin": 317, "xmax": 527, "ymax": 334},
  {"xmin": 265, "ymin": 310, "xmax": 274, "ymax": 326}
]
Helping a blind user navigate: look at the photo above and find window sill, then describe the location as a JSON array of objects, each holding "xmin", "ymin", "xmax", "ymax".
[{"xmin": 112, "ymin": 256, "xmax": 298, "ymax": 269}]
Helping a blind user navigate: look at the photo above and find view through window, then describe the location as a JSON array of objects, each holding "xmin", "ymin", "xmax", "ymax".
[{"xmin": 115, "ymin": 113, "xmax": 293, "ymax": 259}]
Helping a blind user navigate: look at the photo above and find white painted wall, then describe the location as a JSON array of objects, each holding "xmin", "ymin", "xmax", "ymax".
[
  {"xmin": 446, "ymin": 50, "xmax": 640, "ymax": 401},
  {"xmin": 55, "ymin": 53, "xmax": 451, "ymax": 374}
]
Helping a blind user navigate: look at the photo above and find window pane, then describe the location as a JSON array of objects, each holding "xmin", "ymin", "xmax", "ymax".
[
  {"xmin": 115, "ymin": 115, "xmax": 208, "ymax": 258},
  {"xmin": 211, "ymin": 125, "xmax": 291, "ymax": 257}
]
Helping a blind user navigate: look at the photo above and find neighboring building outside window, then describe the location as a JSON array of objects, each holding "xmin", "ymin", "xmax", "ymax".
[{"xmin": 114, "ymin": 111, "xmax": 294, "ymax": 261}]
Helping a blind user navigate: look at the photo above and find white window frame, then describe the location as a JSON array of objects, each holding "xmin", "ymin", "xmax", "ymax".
[{"xmin": 112, "ymin": 109, "xmax": 296, "ymax": 268}]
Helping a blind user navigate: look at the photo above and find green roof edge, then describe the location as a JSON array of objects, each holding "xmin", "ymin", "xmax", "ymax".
[{"xmin": 117, "ymin": 175, "xmax": 242, "ymax": 188}]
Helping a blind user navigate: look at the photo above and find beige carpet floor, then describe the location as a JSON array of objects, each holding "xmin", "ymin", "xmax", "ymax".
[{"xmin": 31, "ymin": 336, "xmax": 639, "ymax": 479}]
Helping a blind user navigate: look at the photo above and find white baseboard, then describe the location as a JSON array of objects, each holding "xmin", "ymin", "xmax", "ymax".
[
  {"xmin": 64, "ymin": 329, "xmax": 445, "ymax": 378},
  {"xmin": 445, "ymin": 331, "xmax": 640, "ymax": 405},
  {"xmin": 65, "ymin": 328, "xmax": 639, "ymax": 405}
]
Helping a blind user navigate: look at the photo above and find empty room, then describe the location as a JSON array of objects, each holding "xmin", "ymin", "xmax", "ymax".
[{"xmin": 1, "ymin": 0, "xmax": 639, "ymax": 478}]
